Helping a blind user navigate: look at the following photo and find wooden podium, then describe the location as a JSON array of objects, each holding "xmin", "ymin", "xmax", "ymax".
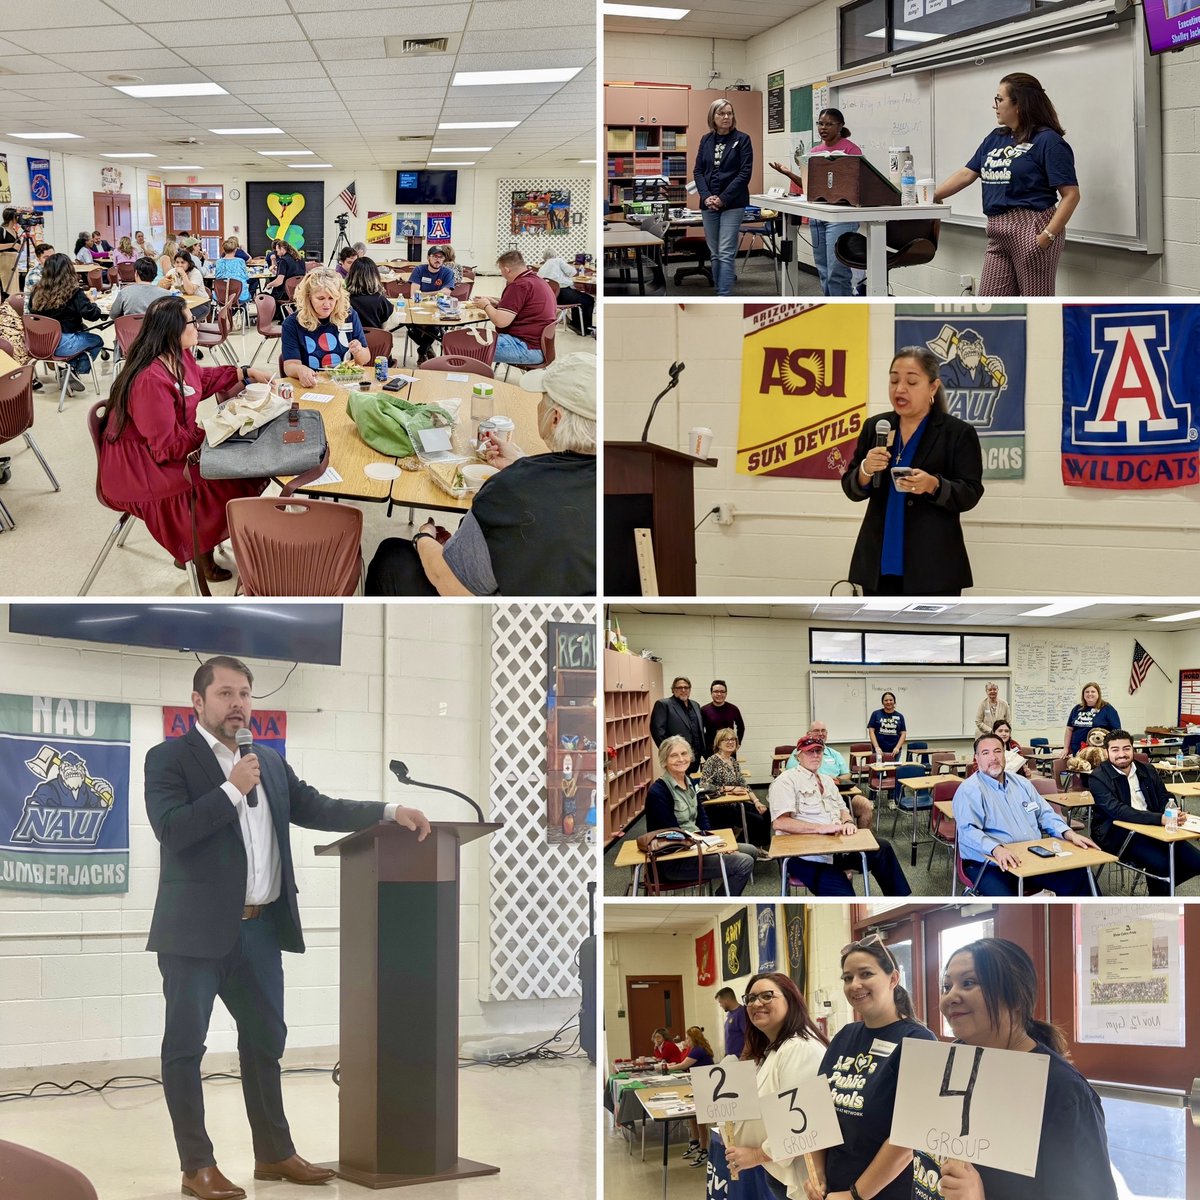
[
  {"xmin": 604, "ymin": 440, "xmax": 716, "ymax": 596},
  {"xmin": 315, "ymin": 820, "xmax": 503, "ymax": 1189},
  {"xmin": 805, "ymin": 153, "xmax": 900, "ymax": 207}
]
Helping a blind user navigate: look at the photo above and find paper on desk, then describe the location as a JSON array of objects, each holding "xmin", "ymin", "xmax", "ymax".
[
  {"xmin": 446, "ymin": 372, "xmax": 470, "ymax": 382},
  {"xmin": 301, "ymin": 391, "xmax": 332, "ymax": 403},
  {"xmin": 417, "ymin": 426, "xmax": 454, "ymax": 452},
  {"xmin": 692, "ymin": 835, "xmax": 723, "ymax": 847},
  {"xmin": 393, "ymin": 373, "xmax": 418, "ymax": 384},
  {"xmin": 307, "ymin": 466, "xmax": 344, "ymax": 487}
]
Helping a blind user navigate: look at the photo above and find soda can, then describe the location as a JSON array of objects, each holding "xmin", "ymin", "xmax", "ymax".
[
  {"xmin": 278, "ymin": 381, "xmax": 294, "ymax": 403},
  {"xmin": 374, "ymin": 356, "xmax": 389, "ymax": 382}
]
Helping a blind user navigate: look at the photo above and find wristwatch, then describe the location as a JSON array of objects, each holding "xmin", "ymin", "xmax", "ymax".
[{"xmin": 1042, "ymin": 229, "xmax": 1057, "ymax": 242}]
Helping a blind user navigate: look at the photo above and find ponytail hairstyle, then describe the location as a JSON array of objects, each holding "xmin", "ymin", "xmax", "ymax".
[
  {"xmin": 840, "ymin": 937, "xmax": 925, "ymax": 1027},
  {"xmin": 741, "ymin": 972, "xmax": 828, "ymax": 1065},
  {"xmin": 685, "ymin": 1026, "xmax": 715, "ymax": 1058},
  {"xmin": 999, "ymin": 72, "xmax": 1065, "ymax": 143},
  {"xmin": 817, "ymin": 107, "xmax": 851, "ymax": 139},
  {"xmin": 947, "ymin": 938, "xmax": 1068, "ymax": 1056}
]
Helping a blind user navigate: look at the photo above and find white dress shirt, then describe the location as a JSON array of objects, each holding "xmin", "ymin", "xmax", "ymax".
[{"xmin": 1120, "ymin": 763, "xmax": 1148, "ymax": 811}]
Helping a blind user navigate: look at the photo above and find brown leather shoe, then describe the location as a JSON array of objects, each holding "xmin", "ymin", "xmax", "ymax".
[
  {"xmin": 253, "ymin": 1154, "xmax": 336, "ymax": 1185},
  {"xmin": 181, "ymin": 1165, "xmax": 246, "ymax": 1199}
]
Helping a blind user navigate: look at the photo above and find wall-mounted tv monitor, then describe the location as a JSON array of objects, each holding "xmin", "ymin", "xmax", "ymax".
[
  {"xmin": 395, "ymin": 170, "xmax": 458, "ymax": 205},
  {"xmin": 9, "ymin": 604, "xmax": 344, "ymax": 666},
  {"xmin": 1144, "ymin": 0, "xmax": 1200, "ymax": 54}
]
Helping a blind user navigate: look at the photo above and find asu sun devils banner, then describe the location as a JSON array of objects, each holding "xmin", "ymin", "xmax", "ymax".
[
  {"xmin": 1062, "ymin": 305, "xmax": 1200, "ymax": 489},
  {"xmin": 0, "ymin": 694, "xmax": 131, "ymax": 895},
  {"xmin": 895, "ymin": 304, "xmax": 1027, "ymax": 479},
  {"xmin": 738, "ymin": 303, "xmax": 869, "ymax": 479}
]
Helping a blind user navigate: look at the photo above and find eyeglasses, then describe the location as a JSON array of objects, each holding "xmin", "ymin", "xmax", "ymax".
[
  {"xmin": 841, "ymin": 931, "xmax": 896, "ymax": 970},
  {"xmin": 993, "ymin": 95, "xmax": 1005, "ymax": 106},
  {"xmin": 673, "ymin": 684, "xmax": 691, "ymax": 691},
  {"xmin": 743, "ymin": 989, "xmax": 780, "ymax": 1006}
]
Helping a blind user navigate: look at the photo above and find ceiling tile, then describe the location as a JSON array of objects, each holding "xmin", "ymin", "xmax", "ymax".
[
  {"xmin": 143, "ymin": 15, "xmax": 309, "ymax": 43},
  {"xmin": 106, "ymin": 0, "xmax": 293, "ymax": 17},
  {"xmin": 298, "ymin": 7, "xmax": 471, "ymax": 38},
  {"xmin": 12, "ymin": 26, "xmax": 160, "ymax": 54}
]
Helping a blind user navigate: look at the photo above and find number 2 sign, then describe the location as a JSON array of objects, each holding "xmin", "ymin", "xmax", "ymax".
[{"xmin": 690, "ymin": 1060, "xmax": 761, "ymax": 1124}]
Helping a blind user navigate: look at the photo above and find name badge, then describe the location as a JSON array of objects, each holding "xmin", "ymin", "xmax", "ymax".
[
  {"xmin": 1022, "ymin": 799, "xmax": 1038, "ymax": 811},
  {"xmin": 869, "ymin": 1039, "xmax": 896, "ymax": 1057}
]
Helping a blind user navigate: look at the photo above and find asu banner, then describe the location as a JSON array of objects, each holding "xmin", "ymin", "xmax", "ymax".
[
  {"xmin": 366, "ymin": 211, "xmax": 393, "ymax": 245},
  {"xmin": 895, "ymin": 304, "xmax": 1027, "ymax": 479},
  {"xmin": 1062, "ymin": 305, "xmax": 1200, "ymax": 489},
  {"xmin": 737, "ymin": 304, "xmax": 868, "ymax": 479},
  {"xmin": 0, "ymin": 694, "xmax": 130, "ymax": 895}
]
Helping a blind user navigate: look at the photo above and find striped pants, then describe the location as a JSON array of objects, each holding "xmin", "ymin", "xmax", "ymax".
[{"xmin": 979, "ymin": 206, "xmax": 1063, "ymax": 296}]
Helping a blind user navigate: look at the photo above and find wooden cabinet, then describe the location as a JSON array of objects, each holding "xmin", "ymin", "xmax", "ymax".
[
  {"xmin": 605, "ymin": 85, "xmax": 690, "ymax": 126},
  {"xmin": 603, "ymin": 650, "xmax": 663, "ymax": 845}
]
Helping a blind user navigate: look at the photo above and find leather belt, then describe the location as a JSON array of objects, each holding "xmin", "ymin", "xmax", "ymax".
[{"xmin": 242, "ymin": 904, "xmax": 264, "ymax": 920}]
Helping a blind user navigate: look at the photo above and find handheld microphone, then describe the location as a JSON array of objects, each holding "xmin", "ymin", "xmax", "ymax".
[
  {"xmin": 872, "ymin": 418, "xmax": 891, "ymax": 489},
  {"xmin": 234, "ymin": 727, "xmax": 259, "ymax": 807},
  {"xmin": 639, "ymin": 361, "xmax": 687, "ymax": 442},
  {"xmin": 390, "ymin": 759, "xmax": 484, "ymax": 822}
]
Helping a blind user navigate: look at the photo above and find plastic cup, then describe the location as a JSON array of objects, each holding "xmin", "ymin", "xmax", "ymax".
[
  {"xmin": 916, "ymin": 178, "xmax": 936, "ymax": 204},
  {"xmin": 689, "ymin": 426, "xmax": 713, "ymax": 458}
]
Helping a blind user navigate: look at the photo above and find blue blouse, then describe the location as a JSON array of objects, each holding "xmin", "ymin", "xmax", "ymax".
[{"xmin": 880, "ymin": 414, "xmax": 929, "ymax": 578}]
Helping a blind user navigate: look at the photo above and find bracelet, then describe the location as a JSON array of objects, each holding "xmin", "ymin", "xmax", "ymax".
[
  {"xmin": 850, "ymin": 1185, "xmax": 865, "ymax": 1200},
  {"xmin": 412, "ymin": 530, "xmax": 437, "ymax": 549}
]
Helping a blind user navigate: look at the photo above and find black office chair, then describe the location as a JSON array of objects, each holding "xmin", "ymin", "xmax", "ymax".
[{"xmin": 835, "ymin": 218, "xmax": 940, "ymax": 294}]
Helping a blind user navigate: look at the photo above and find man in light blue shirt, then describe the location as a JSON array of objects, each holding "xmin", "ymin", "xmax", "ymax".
[{"xmin": 953, "ymin": 733, "xmax": 1100, "ymax": 895}]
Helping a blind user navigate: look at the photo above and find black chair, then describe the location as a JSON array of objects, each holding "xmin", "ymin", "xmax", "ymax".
[{"xmin": 835, "ymin": 218, "xmax": 940, "ymax": 293}]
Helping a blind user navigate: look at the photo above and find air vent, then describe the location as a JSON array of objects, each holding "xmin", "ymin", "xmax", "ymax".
[
  {"xmin": 169, "ymin": 137, "xmax": 205, "ymax": 146},
  {"xmin": 906, "ymin": 604, "xmax": 951, "ymax": 614},
  {"xmin": 396, "ymin": 135, "xmax": 431, "ymax": 143},
  {"xmin": 106, "ymin": 73, "xmax": 144, "ymax": 83},
  {"xmin": 383, "ymin": 33, "xmax": 461, "ymax": 58}
]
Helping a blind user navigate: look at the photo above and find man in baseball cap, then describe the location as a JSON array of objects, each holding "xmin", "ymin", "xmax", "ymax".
[{"xmin": 366, "ymin": 354, "xmax": 596, "ymax": 597}]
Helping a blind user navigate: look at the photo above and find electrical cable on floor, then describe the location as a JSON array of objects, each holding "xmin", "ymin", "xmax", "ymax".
[
  {"xmin": 457, "ymin": 1010, "xmax": 590, "ymax": 1068},
  {"xmin": 0, "ymin": 1066, "xmax": 332, "ymax": 1104}
]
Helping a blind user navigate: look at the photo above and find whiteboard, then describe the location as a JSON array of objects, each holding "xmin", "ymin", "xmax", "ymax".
[
  {"xmin": 811, "ymin": 673, "xmax": 1009, "ymax": 744},
  {"xmin": 833, "ymin": 12, "xmax": 1160, "ymax": 251}
]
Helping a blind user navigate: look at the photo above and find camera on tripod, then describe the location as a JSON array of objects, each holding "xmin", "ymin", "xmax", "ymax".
[
  {"xmin": 334, "ymin": 212, "xmax": 349, "ymax": 231},
  {"xmin": 17, "ymin": 212, "xmax": 41, "ymax": 230}
]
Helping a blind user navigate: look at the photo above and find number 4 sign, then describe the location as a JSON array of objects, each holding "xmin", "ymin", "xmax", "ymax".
[
  {"xmin": 690, "ymin": 1059, "xmax": 761, "ymax": 1124},
  {"xmin": 760, "ymin": 1076, "xmax": 842, "ymax": 1159}
]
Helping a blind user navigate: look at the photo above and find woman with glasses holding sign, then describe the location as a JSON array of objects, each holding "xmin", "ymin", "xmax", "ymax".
[
  {"xmin": 804, "ymin": 936, "xmax": 935, "ymax": 1200},
  {"xmin": 724, "ymin": 972, "xmax": 828, "ymax": 1199},
  {"xmin": 914, "ymin": 938, "xmax": 1117, "ymax": 1200}
]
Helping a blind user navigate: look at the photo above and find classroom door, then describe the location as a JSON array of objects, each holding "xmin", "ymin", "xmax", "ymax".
[
  {"xmin": 92, "ymin": 193, "xmax": 131, "ymax": 245},
  {"xmin": 626, "ymin": 974, "xmax": 685, "ymax": 1056}
]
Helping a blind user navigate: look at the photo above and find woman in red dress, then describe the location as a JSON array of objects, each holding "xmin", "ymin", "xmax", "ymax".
[{"xmin": 99, "ymin": 294, "xmax": 274, "ymax": 581}]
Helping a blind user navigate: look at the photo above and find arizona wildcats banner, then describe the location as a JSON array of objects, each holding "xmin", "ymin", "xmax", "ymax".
[
  {"xmin": 895, "ymin": 304, "xmax": 1026, "ymax": 479},
  {"xmin": 1062, "ymin": 305, "xmax": 1200, "ymax": 489},
  {"xmin": 0, "ymin": 694, "xmax": 130, "ymax": 895},
  {"xmin": 163, "ymin": 707, "xmax": 287, "ymax": 757},
  {"xmin": 737, "ymin": 303, "xmax": 869, "ymax": 479}
]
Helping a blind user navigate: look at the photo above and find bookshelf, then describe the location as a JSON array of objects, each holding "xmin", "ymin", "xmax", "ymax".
[
  {"xmin": 603, "ymin": 649, "xmax": 663, "ymax": 845},
  {"xmin": 547, "ymin": 666, "xmax": 597, "ymax": 838}
]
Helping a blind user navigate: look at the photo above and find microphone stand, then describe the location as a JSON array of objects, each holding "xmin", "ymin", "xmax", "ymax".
[
  {"xmin": 389, "ymin": 759, "xmax": 485, "ymax": 822},
  {"xmin": 639, "ymin": 361, "xmax": 686, "ymax": 442}
]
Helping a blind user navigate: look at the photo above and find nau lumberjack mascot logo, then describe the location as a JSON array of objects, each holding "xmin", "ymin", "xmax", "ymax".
[
  {"xmin": 11, "ymin": 745, "xmax": 115, "ymax": 847},
  {"xmin": 925, "ymin": 324, "xmax": 1008, "ymax": 428}
]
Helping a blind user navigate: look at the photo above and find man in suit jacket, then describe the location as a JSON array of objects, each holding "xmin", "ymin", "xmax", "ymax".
[
  {"xmin": 1088, "ymin": 730, "xmax": 1200, "ymax": 896},
  {"xmin": 146, "ymin": 655, "xmax": 430, "ymax": 1200},
  {"xmin": 650, "ymin": 676, "xmax": 706, "ymax": 770}
]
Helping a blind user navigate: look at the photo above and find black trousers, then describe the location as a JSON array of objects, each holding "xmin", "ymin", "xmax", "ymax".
[
  {"xmin": 365, "ymin": 537, "xmax": 440, "ymax": 596},
  {"xmin": 788, "ymin": 840, "xmax": 912, "ymax": 896},
  {"xmin": 1114, "ymin": 835, "xmax": 1200, "ymax": 896},
  {"xmin": 157, "ymin": 909, "xmax": 295, "ymax": 1173}
]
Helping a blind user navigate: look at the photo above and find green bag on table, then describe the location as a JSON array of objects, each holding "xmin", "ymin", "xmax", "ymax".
[{"xmin": 346, "ymin": 391, "xmax": 455, "ymax": 458}]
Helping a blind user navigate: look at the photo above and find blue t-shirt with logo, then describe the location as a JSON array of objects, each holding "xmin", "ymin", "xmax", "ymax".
[
  {"xmin": 280, "ymin": 312, "xmax": 365, "ymax": 372},
  {"xmin": 966, "ymin": 126, "xmax": 1077, "ymax": 216},
  {"xmin": 868, "ymin": 708, "xmax": 906, "ymax": 753}
]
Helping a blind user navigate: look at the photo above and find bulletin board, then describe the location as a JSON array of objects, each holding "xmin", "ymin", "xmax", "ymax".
[{"xmin": 1179, "ymin": 669, "xmax": 1200, "ymax": 728}]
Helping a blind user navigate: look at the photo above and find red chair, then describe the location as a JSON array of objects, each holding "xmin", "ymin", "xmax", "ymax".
[
  {"xmin": 383, "ymin": 279, "xmax": 403, "ymax": 299},
  {"xmin": 113, "ymin": 313, "xmax": 146, "ymax": 357},
  {"xmin": 0, "ymin": 1138, "xmax": 98, "ymax": 1200},
  {"xmin": 87, "ymin": 267, "xmax": 110, "ymax": 294},
  {"xmin": 450, "ymin": 280, "xmax": 473, "ymax": 301},
  {"xmin": 539, "ymin": 320, "xmax": 558, "ymax": 368},
  {"xmin": 364, "ymin": 326, "xmax": 394, "ymax": 364},
  {"xmin": 22, "ymin": 312, "xmax": 99, "ymax": 411},
  {"xmin": 6, "ymin": 294, "xmax": 23, "ymax": 316},
  {"xmin": 771, "ymin": 744, "xmax": 794, "ymax": 779},
  {"xmin": 194, "ymin": 294, "xmax": 239, "ymax": 366},
  {"xmin": 249, "ymin": 294, "xmax": 283, "ymax": 366},
  {"xmin": 0, "ymin": 362, "xmax": 60, "ymax": 530},
  {"xmin": 210, "ymin": 276, "xmax": 249, "ymax": 353},
  {"xmin": 116, "ymin": 261, "xmax": 138, "ymax": 284},
  {"xmin": 305, "ymin": 259, "xmax": 320, "ymax": 272},
  {"xmin": 441, "ymin": 327, "xmax": 496, "ymax": 368},
  {"xmin": 419, "ymin": 354, "xmax": 494, "ymax": 378},
  {"xmin": 928, "ymin": 778, "xmax": 960, "ymax": 876}
]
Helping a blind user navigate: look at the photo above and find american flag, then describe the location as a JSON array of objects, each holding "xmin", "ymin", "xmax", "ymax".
[
  {"xmin": 337, "ymin": 180, "xmax": 358, "ymax": 216},
  {"xmin": 1129, "ymin": 640, "xmax": 1157, "ymax": 694}
]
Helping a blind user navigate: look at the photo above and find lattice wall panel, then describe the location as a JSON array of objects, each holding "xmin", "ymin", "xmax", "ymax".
[
  {"xmin": 495, "ymin": 176, "xmax": 593, "ymax": 265},
  {"xmin": 488, "ymin": 603, "xmax": 597, "ymax": 1000}
]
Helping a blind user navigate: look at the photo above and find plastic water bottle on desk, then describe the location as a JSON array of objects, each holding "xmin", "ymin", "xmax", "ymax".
[
  {"xmin": 1164, "ymin": 796, "xmax": 1179, "ymax": 831},
  {"xmin": 1176, "ymin": 748, "xmax": 1184, "ymax": 767},
  {"xmin": 899, "ymin": 150, "xmax": 917, "ymax": 205}
]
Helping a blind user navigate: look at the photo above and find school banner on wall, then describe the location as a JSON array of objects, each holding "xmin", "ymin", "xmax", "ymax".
[
  {"xmin": 721, "ymin": 907, "xmax": 749, "ymax": 980},
  {"xmin": 365, "ymin": 211, "xmax": 393, "ymax": 245},
  {"xmin": 0, "ymin": 694, "xmax": 130, "ymax": 895},
  {"xmin": 696, "ymin": 929, "xmax": 717, "ymax": 986},
  {"xmin": 426, "ymin": 212, "xmax": 452, "ymax": 243},
  {"xmin": 1062, "ymin": 305, "xmax": 1200, "ymax": 490},
  {"xmin": 27, "ymin": 158, "xmax": 52, "ymax": 210},
  {"xmin": 162, "ymin": 707, "xmax": 287, "ymax": 757},
  {"xmin": 785, "ymin": 906, "xmax": 807, "ymax": 995},
  {"xmin": 756, "ymin": 904, "xmax": 777, "ymax": 972},
  {"xmin": 737, "ymin": 303, "xmax": 869, "ymax": 480},
  {"xmin": 397, "ymin": 211, "xmax": 422, "ymax": 238},
  {"xmin": 146, "ymin": 175, "xmax": 164, "ymax": 229},
  {"xmin": 0, "ymin": 154, "xmax": 10, "ymax": 203},
  {"xmin": 895, "ymin": 304, "xmax": 1027, "ymax": 479},
  {"xmin": 544, "ymin": 621, "xmax": 596, "ymax": 846},
  {"xmin": 1179, "ymin": 668, "xmax": 1200, "ymax": 728}
]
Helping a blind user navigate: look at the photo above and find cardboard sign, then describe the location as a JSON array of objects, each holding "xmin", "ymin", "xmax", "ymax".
[
  {"xmin": 690, "ymin": 1059, "xmax": 761, "ymax": 1124},
  {"xmin": 760, "ymin": 1074, "xmax": 842, "ymax": 1159},
  {"xmin": 891, "ymin": 1039, "xmax": 1049, "ymax": 1177}
]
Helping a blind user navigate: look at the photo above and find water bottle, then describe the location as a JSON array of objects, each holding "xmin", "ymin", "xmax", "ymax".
[
  {"xmin": 1163, "ymin": 796, "xmax": 1178, "ymax": 831},
  {"xmin": 900, "ymin": 150, "xmax": 917, "ymax": 205},
  {"xmin": 1176, "ymin": 748, "xmax": 1184, "ymax": 767}
]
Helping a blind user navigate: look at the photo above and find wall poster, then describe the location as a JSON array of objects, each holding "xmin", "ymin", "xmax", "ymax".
[{"xmin": 545, "ymin": 621, "xmax": 597, "ymax": 845}]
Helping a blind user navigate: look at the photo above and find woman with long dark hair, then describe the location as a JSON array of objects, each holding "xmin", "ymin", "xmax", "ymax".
[
  {"xmin": 98, "ymin": 295, "xmax": 274, "ymax": 582},
  {"xmin": 724, "ymin": 972, "xmax": 828, "ymax": 1199},
  {"xmin": 917, "ymin": 938, "xmax": 1117, "ymax": 1200},
  {"xmin": 842, "ymin": 347, "xmax": 984, "ymax": 595},
  {"xmin": 28, "ymin": 252, "xmax": 105, "ymax": 392},
  {"xmin": 934, "ymin": 73, "xmax": 1079, "ymax": 296},
  {"xmin": 345, "ymin": 256, "xmax": 395, "ymax": 330},
  {"xmin": 805, "ymin": 935, "xmax": 936, "ymax": 1200}
]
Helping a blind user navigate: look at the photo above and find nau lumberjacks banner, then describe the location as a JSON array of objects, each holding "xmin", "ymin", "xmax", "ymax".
[
  {"xmin": 0, "ymin": 694, "xmax": 131, "ymax": 895},
  {"xmin": 895, "ymin": 304, "xmax": 1027, "ymax": 479},
  {"xmin": 737, "ymin": 304, "xmax": 869, "ymax": 479},
  {"xmin": 1062, "ymin": 305, "xmax": 1200, "ymax": 489}
]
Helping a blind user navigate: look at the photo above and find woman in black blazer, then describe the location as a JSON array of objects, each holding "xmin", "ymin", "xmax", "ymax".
[{"xmin": 841, "ymin": 347, "xmax": 983, "ymax": 595}]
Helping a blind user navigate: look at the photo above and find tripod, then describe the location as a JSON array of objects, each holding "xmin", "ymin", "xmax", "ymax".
[
  {"xmin": 326, "ymin": 223, "xmax": 352, "ymax": 267},
  {"xmin": 0, "ymin": 228, "xmax": 38, "ymax": 300}
]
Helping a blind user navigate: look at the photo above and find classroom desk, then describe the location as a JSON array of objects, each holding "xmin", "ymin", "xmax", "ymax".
[
  {"xmin": 94, "ymin": 290, "xmax": 209, "ymax": 315},
  {"xmin": 613, "ymin": 828, "xmax": 738, "ymax": 896},
  {"xmin": 1165, "ymin": 781, "xmax": 1200, "ymax": 811},
  {"xmin": 1154, "ymin": 759, "xmax": 1200, "ymax": 784},
  {"xmin": 637, "ymin": 1084, "xmax": 697, "ymax": 1200},
  {"xmin": 750, "ymin": 193, "xmax": 950, "ymax": 297},
  {"xmin": 701, "ymin": 790, "xmax": 758, "ymax": 842},
  {"xmin": 1112, "ymin": 819, "xmax": 1200, "ymax": 895},
  {"xmin": 603, "ymin": 225, "xmax": 664, "ymax": 295},
  {"xmin": 0, "ymin": 348, "xmax": 21, "ymax": 374},
  {"xmin": 980, "ymin": 838, "xmax": 1114, "ymax": 896},
  {"xmin": 767, "ymin": 828, "xmax": 881, "ymax": 897}
]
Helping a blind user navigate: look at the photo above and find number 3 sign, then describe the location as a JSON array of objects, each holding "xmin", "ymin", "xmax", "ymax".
[
  {"xmin": 760, "ymin": 1076, "xmax": 842, "ymax": 1158},
  {"xmin": 690, "ymin": 1060, "xmax": 761, "ymax": 1124}
]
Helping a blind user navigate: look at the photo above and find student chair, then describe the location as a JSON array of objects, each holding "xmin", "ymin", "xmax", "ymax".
[
  {"xmin": 771, "ymin": 745, "xmax": 794, "ymax": 778},
  {"xmin": 364, "ymin": 326, "xmax": 394, "ymax": 365},
  {"xmin": 450, "ymin": 280, "xmax": 473, "ymax": 301},
  {"xmin": 441, "ymin": 327, "xmax": 497, "ymax": 368},
  {"xmin": 116, "ymin": 261, "xmax": 138, "ymax": 284},
  {"xmin": 210, "ymin": 277, "xmax": 250, "ymax": 354},
  {"xmin": 834, "ymin": 219, "xmax": 940, "ymax": 294},
  {"xmin": 866, "ymin": 752, "xmax": 898, "ymax": 816},
  {"xmin": 21, "ymin": 312, "xmax": 100, "ymax": 412},
  {"xmin": 848, "ymin": 742, "xmax": 873, "ymax": 783},
  {"xmin": 0, "ymin": 363, "xmax": 60, "ymax": 530},
  {"xmin": 420, "ymin": 354, "xmax": 494, "ymax": 378},
  {"xmin": 249, "ymin": 294, "xmax": 283, "ymax": 366},
  {"xmin": 906, "ymin": 740, "xmax": 930, "ymax": 764},
  {"xmin": 890, "ymin": 763, "xmax": 934, "ymax": 851},
  {"xmin": 0, "ymin": 1139, "xmax": 98, "ymax": 1200},
  {"xmin": 928, "ymin": 777, "xmax": 960, "ymax": 875},
  {"xmin": 194, "ymin": 294, "xmax": 239, "ymax": 366}
]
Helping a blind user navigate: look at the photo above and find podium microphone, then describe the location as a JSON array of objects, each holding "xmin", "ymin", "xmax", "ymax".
[
  {"xmin": 390, "ymin": 759, "xmax": 484, "ymax": 822},
  {"xmin": 234, "ymin": 727, "xmax": 259, "ymax": 807},
  {"xmin": 872, "ymin": 417, "xmax": 891, "ymax": 489},
  {"xmin": 639, "ymin": 361, "xmax": 686, "ymax": 442}
]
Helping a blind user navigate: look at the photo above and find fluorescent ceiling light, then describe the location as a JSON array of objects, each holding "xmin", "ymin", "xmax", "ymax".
[
  {"xmin": 289, "ymin": 162, "xmax": 332, "ymax": 168},
  {"xmin": 426, "ymin": 161, "xmax": 474, "ymax": 166},
  {"xmin": 1020, "ymin": 600, "xmax": 1095, "ymax": 618},
  {"xmin": 208, "ymin": 126, "xmax": 283, "ymax": 135},
  {"xmin": 453, "ymin": 67, "xmax": 582, "ymax": 86},
  {"xmin": 102, "ymin": 152, "xmax": 156, "ymax": 158},
  {"xmin": 438, "ymin": 121, "xmax": 520, "ymax": 129},
  {"xmin": 258, "ymin": 150, "xmax": 314, "ymax": 156},
  {"xmin": 860, "ymin": 601, "xmax": 912, "ymax": 612},
  {"xmin": 430, "ymin": 146, "xmax": 492, "ymax": 153},
  {"xmin": 114, "ymin": 82, "xmax": 228, "ymax": 98},
  {"xmin": 7, "ymin": 131, "xmax": 81, "ymax": 139},
  {"xmin": 865, "ymin": 25, "xmax": 940, "ymax": 42},
  {"xmin": 1149, "ymin": 610, "xmax": 1200, "ymax": 623},
  {"xmin": 578, "ymin": 158, "xmax": 596, "ymax": 163},
  {"xmin": 603, "ymin": 3, "xmax": 690, "ymax": 18},
  {"xmin": 160, "ymin": 165, "xmax": 205, "ymax": 170}
]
